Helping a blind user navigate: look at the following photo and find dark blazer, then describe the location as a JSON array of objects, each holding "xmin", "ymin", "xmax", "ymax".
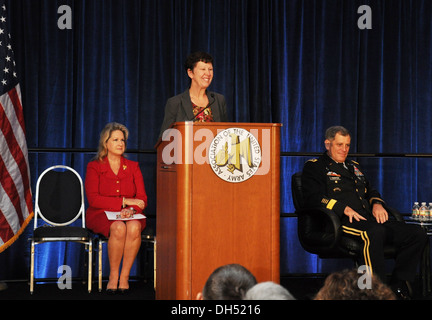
[{"xmin": 158, "ymin": 89, "xmax": 228, "ymax": 138}]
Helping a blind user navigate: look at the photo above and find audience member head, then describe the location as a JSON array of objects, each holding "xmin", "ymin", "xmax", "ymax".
[
  {"xmin": 314, "ymin": 268, "xmax": 396, "ymax": 300},
  {"xmin": 197, "ymin": 263, "xmax": 257, "ymax": 300},
  {"xmin": 244, "ymin": 281, "xmax": 296, "ymax": 300}
]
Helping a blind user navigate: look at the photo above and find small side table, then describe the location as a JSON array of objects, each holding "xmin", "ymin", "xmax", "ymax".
[{"xmin": 406, "ymin": 219, "xmax": 432, "ymax": 296}]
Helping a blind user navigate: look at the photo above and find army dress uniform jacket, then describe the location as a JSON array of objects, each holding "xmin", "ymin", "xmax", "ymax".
[{"xmin": 301, "ymin": 152, "xmax": 385, "ymax": 221}]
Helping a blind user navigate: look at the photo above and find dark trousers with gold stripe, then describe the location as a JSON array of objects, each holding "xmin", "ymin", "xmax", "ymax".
[{"xmin": 342, "ymin": 219, "xmax": 427, "ymax": 283}]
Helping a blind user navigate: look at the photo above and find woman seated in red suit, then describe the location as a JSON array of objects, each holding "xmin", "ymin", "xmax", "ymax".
[{"xmin": 85, "ymin": 122, "xmax": 147, "ymax": 294}]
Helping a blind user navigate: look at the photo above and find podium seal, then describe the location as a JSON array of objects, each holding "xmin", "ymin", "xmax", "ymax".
[{"xmin": 208, "ymin": 127, "xmax": 262, "ymax": 183}]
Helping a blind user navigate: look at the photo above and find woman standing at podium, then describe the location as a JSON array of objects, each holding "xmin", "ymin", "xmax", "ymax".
[
  {"xmin": 85, "ymin": 122, "xmax": 147, "ymax": 294},
  {"xmin": 159, "ymin": 51, "xmax": 228, "ymax": 138}
]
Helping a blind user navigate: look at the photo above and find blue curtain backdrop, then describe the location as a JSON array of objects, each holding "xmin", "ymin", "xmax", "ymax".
[{"xmin": 1, "ymin": 0, "xmax": 432, "ymax": 280}]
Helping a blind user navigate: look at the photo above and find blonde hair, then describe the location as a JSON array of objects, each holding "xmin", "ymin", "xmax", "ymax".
[{"xmin": 96, "ymin": 122, "xmax": 129, "ymax": 161}]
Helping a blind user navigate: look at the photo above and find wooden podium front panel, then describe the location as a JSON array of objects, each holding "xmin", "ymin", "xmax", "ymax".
[
  {"xmin": 156, "ymin": 122, "xmax": 280, "ymax": 300},
  {"xmin": 190, "ymin": 169, "xmax": 277, "ymax": 298},
  {"xmin": 188, "ymin": 123, "xmax": 280, "ymax": 299}
]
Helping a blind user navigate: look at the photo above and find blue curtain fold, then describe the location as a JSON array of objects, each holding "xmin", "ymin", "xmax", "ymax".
[{"xmin": 2, "ymin": 0, "xmax": 432, "ymax": 279}]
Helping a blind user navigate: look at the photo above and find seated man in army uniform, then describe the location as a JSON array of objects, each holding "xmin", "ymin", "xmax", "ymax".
[{"xmin": 301, "ymin": 125, "xmax": 427, "ymax": 299}]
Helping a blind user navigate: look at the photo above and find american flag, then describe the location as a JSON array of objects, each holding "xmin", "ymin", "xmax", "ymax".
[{"xmin": 0, "ymin": 0, "xmax": 33, "ymax": 253}]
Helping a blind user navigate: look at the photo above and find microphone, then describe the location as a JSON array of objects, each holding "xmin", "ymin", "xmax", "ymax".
[{"xmin": 191, "ymin": 93, "xmax": 215, "ymax": 121}]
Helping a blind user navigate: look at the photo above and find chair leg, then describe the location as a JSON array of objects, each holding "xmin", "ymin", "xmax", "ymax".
[
  {"xmin": 30, "ymin": 241, "xmax": 35, "ymax": 294},
  {"xmin": 88, "ymin": 241, "xmax": 92, "ymax": 293},
  {"xmin": 98, "ymin": 239, "xmax": 102, "ymax": 292}
]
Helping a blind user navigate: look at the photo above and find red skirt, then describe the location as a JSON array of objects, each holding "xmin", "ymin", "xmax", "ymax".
[{"xmin": 86, "ymin": 209, "xmax": 147, "ymax": 237}]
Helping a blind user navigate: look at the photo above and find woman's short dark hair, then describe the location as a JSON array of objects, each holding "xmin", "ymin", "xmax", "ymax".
[{"xmin": 184, "ymin": 51, "xmax": 214, "ymax": 73}]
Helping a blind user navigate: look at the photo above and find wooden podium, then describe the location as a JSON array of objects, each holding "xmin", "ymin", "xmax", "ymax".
[{"xmin": 155, "ymin": 122, "xmax": 281, "ymax": 300}]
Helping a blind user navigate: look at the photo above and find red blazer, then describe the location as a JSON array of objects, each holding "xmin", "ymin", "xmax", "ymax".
[{"xmin": 84, "ymin": 157, "xmax": 147, "ymax": 235}]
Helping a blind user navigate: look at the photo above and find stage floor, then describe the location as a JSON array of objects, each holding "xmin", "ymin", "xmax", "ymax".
[{"xmin": 0, "ymin": 275, "xmax": 428, "ymax": 300}]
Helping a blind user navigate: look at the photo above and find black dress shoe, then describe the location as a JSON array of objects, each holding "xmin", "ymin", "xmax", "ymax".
[
  {"xmin": 393, "ymin": 287, "xmax": 411, "ymax": 300},
  {"xmin": 391, "ymin": 280, "xmax": 412, "ymax": 300},
  {"xmin": 118, "ymin": 288, "xmax": 129, "ymax": 294},
  {"xmin": 106, "ymin": 288, "xmax": 117, "ymax": 295}
]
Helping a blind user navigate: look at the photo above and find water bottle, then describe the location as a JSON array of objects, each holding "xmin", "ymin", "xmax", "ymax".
[
  {"xmin": 420, "ymin": 202, "xmax": 428, "ymax": 221},
  {"xmin": 412, "ymin": 202, "xmax": 420, "ymax": 220},
  {"xmin": 427, "ymin": 202, "xmax": 432, "ymax": 222}
]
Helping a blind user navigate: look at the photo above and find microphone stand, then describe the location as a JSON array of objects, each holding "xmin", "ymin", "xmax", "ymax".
[{"xmin": 191, "ymin": 93, "xmax": 215, "ymax": 121}]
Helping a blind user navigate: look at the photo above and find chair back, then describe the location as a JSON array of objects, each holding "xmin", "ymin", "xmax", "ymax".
[
  {"xmin": 34, "ymin": 165, "xmax": 85, "ymax": 228},
  {"xmin": 291, "ymin": 172, "xmax": 304, "ymax": 211}
]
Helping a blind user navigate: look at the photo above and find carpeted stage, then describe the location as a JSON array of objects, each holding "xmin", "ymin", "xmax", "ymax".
[
  {"xmin": 0, "ymin": 276, "xmax": 324, "ymax": 300},
  {"xmin": 0, "ymin": 275, "xmax": 429, "ymax": 301}
]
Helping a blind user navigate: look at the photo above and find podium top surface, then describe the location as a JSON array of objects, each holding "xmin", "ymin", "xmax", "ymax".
[
  {"xmin": 171, "ymin": 121, "xmax": 282, "ymax": 128},
  {"xmin": 155, "ymin": 122, "xmax": 282, "ymax": 148}
]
